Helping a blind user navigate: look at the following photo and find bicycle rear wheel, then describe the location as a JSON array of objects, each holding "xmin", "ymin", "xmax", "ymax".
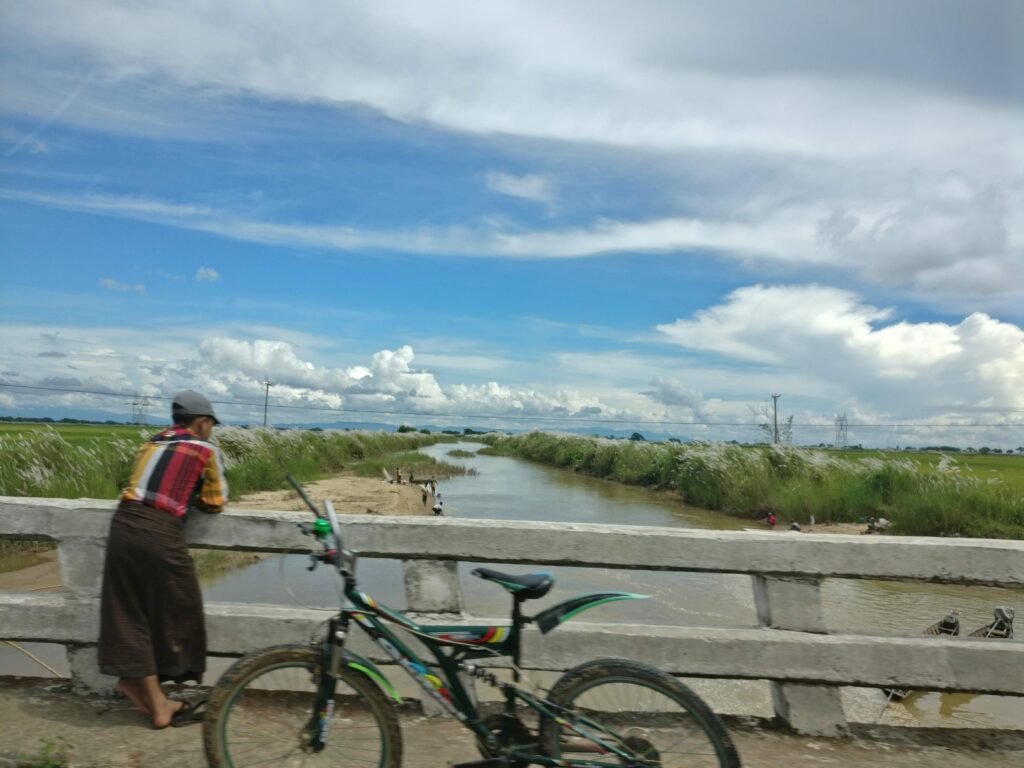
[
  {"xmin": 203, "ymin": 644, "xmax": 402, "ymax": 768},
  {"xmin": 539, "ymin": 658, "xmax": 740, "ymax": 767}
]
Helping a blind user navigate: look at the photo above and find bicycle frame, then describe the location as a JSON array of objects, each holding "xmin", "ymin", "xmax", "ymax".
[
  {"xmin": 287, "ymin": 476, "xmax": 650, "ymax": 766},
  {"xmin": 329, "ymin": 584, "xmax": 658, "ymax": 767}
]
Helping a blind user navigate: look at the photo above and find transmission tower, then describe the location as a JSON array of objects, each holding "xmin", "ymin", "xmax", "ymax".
[
  {"xmin": 127, "ymin": 393, "xmax": 151, "ymax": 425},
  {"xmin": 834, "ymin": 413, "xmax": 849, "ymax": 449}
]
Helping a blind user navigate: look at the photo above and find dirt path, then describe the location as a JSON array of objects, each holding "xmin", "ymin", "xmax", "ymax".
[{"xmin": 1, "ymin": 679, "xmax": 1020, "ymax": 768}]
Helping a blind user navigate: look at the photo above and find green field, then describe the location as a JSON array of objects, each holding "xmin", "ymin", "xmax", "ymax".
[
  {"xmin": 0, "ymin": 422, "xmax": 152, "ymax": 444},
  {"xmin": 854, "ymin": 449, "xmax": 1024, "ymax": 492}
]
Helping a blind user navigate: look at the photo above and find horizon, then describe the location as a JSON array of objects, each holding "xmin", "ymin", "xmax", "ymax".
[{"xmin": 2, "ymin": 1, "xmax": 1022, "ymax": 451}]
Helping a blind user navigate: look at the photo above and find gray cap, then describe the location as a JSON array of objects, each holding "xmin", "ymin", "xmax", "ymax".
[{"xmin": 171, "ymin": 390, "xmax": 221, "ymax": 425}]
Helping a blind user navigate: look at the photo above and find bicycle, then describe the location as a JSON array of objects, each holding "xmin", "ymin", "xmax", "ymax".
[{"xmin": 202, "ymin": 476, "xmax": 741, "ymax": 767}]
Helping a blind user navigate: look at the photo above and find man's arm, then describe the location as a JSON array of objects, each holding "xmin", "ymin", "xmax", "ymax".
[{"xmin": 196, "ymin": 446, "xmax": 229, "ymax": 513}]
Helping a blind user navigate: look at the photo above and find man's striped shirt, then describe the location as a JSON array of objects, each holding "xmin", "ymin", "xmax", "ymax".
[{"xmin": 122, "ymin": 427, "xmax": 229, "ymax": 517}]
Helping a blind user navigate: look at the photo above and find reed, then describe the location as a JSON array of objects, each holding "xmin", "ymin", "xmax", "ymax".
[
  {"xmin": 0, "ymin": 425, "xmax": 443, "ymax": 499},
  {"xmin": 479, "ymin": 432, "xmax": 1024, "ymax": 539}
]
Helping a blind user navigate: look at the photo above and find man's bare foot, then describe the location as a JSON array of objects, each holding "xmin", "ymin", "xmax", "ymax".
[
  {"xmin": 151, "ymin": 698, "xmax": 185, "ymax": 730},
  {"xmin": 117, "ymin": 679, "xmax": 152, "ymax": 715}
]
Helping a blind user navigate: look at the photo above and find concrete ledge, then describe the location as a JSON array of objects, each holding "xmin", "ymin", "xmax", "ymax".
[
  {"xmin": 2, "ymin": 500, "xmax": 1023, "ymax": 585},
  {"xmin": 3, "ymin": 593, "xmax": 1021, "ymax": 695}
]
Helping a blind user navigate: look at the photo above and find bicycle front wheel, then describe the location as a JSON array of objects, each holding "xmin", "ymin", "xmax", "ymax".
[
  {"xmin": 539, "ymin": 658, "xmax": 740, "ymax": 767},
  {"xmin": 203, "ymin": 644, "xmax": 402, "ymax": 768}
]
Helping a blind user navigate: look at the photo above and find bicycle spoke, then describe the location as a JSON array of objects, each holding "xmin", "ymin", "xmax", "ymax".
[
  {"xmin": 212, "ymin": 654, "xmax": 393, "ymax": 768},
  {"xmin": 545, "ymin": 666, "xmax": 737, "ymax": 767}
]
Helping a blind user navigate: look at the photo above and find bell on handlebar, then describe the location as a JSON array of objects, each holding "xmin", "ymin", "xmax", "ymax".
[{"xmin": 313, "ymin": 518, "xmax": 332, "ymax": 537}]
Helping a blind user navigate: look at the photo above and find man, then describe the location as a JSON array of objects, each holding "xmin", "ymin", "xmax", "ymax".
[{"xmin": 98, "ymin": 390, "xmax": 228, "ymax": 728}]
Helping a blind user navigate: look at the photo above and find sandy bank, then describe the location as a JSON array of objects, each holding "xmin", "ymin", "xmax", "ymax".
[{"xmin": 235, "ymin": 473, "xmax": 435, "ymax": 516}]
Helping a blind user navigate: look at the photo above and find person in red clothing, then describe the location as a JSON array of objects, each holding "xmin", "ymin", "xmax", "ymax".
[{"xmin": 98, "ymin": 390, "xmax": 228, "ymax": 728}]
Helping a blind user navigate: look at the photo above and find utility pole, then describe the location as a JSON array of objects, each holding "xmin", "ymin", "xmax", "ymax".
[
  {"xmin": 262, "ymin": 380, "xmax": 273, "ymax": 428},
  {"xmin": 771, "ymin": 393, "xmax": 781, "ymax": 444}
]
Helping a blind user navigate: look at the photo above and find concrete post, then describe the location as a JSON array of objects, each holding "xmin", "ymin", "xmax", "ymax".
[
  {"xmin": 400, "ymin": 559, "xmax": 465, "ymax": 716},
  {"xmin": 753, "ymin": 575, "xmax": 847, "ymax": 736},
  {"xmin": 402, "ymin": 559, "xmax": 463, "ymax": 614},
  {"xmin": 57, "ymin": 539, "xmax": 107, "ymax": 599},
  {"xmin": 67, "ymin": 645, "xmax": 117, "ymax": 695}
]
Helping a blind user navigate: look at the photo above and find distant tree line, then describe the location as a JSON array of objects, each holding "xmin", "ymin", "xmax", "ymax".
[{"xmin": 0, "ymin": 416, "xmax": 129, "ymax": 425}]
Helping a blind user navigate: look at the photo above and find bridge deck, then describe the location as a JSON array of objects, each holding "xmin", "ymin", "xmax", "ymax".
[{"xmin": 1, "ymin": 679, "xmax": 1022, "ymax": 768}]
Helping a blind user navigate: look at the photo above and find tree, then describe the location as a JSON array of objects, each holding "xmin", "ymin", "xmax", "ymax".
[
  {"xmin": 397, "ymin": 424, "xmax": 416, "ymax": 433},
  {"xmin": 629, "ymin": 432, "xmax": 646, "ymax": 441}
]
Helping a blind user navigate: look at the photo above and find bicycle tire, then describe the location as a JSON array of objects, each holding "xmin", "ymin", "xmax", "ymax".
[
  {"xmin": 203, "ymin": 644, "xmax": 402, "ymax": 768},
  {"xmin": 539, "ymin": 658, "xmax": 740, "ymax": 767}
]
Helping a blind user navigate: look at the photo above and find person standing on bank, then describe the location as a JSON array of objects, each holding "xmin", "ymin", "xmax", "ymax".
[{"xmin": 98, "ymin": 390, "xmax": 228, "ymax": 728}]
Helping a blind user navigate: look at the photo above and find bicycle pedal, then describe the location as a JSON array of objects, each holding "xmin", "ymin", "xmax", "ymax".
[{"xmin": 450, "ymin": 759, "xmax": 509, "ymax": 768}]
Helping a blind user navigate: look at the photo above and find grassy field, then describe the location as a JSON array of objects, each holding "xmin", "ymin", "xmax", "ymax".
[
  {"xmin": 854, "ymin": 449, "xmax": 1024, "ymax": 492},
  {"xmin": 0, "ymin": 423, "xmax": 447, "ymax": 499},
  {"xmin": 479, "ymin": 432, "xmax": 1024, "ymax": 539},
  {"xmin": 0, "ymin": 422, "xmax": 148, "ymax": 443}
]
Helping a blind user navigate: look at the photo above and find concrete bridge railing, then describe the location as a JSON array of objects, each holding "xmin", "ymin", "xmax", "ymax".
[{"xmin": 1, "ymin": 496, "xmax": 1022, "ymax": 737}]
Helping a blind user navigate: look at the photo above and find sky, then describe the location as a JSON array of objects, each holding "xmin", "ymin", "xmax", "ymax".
[{"xmin": 1, "ymin": 0, "xmax": 1022, "ymax": 449}]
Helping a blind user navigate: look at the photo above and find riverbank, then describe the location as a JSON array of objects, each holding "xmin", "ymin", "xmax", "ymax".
[{"xmin": 477, "ymin": 433, "xmax": 1024, "ymax": 539}]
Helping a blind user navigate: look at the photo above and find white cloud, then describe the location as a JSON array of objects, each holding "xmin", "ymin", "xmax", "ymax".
[
  {"xmin": 9, "ymin": 183, "xmax": 1020, "ymax": 311},
  {"xmin": 485, "ymin": 172, "xmax": 554, "ymax": 204},
  {"xmin": 195, "ymin": 266, "xmax": 221, "ymax": 282},
  {"xmin": 1, "ymin": 317, "xmax": 1020, "ymax": 446},
  {"xmin": 656, "ymin": 284, "xmax": 1024, "ymax": 419},
  {"xmin": 0, "ymin": 326, "xmax": 625, "ymax": 424},
  {"xmin": 2, "ymin": 2, "xmax": 1020, "ymax": 167},
  {"xmin": 1, "ymin": 3, "xmax": 1020, "ymax": 311},
  {"xmin": 99, "ymin": 278, "xmax": 146, "ymax": 295}
]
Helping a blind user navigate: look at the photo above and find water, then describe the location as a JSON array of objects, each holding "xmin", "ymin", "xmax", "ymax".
[{"xmin": 3, "ymin": 442, "xmax": 1019, "ymax": 727}]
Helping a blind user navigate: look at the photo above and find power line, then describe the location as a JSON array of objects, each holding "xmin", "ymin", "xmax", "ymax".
[{"xmin": 0, "ymin": 381, "xmax": 1021, "ymax": 429}]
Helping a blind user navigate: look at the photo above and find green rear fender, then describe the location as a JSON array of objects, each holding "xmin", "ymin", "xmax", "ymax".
[
  {"xmin": 533, "ymin": 591, "xmax": 649, "ymax": 634},
  {"xmin": 342, "ymin": 649, "xmax": 403, "ymax": 704}
]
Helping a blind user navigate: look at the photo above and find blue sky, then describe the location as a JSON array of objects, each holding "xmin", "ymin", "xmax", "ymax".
[{"xmin": 1, "ymin": 1, "xmax": 1022, "ymax": 448}]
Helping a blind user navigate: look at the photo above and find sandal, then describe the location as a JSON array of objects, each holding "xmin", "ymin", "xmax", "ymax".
[{"xmin": 170, "ymin": 698, "xmax": 208, "ymax": 728}]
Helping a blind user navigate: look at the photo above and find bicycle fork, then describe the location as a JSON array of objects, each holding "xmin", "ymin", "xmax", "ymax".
[{"xmin": 305, "ymin": 615, "xmax": 348, "ymax": 752}]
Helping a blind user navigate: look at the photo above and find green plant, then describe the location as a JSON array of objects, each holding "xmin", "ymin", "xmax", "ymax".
[{"xmin": 17, "ymin": 737, "xmax": 71, "ymax": 768}]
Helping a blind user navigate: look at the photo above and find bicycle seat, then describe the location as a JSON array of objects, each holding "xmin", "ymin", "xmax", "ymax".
[{"xmin": 472, "ymin": 568, "xmax": 553, "ymax": 600}]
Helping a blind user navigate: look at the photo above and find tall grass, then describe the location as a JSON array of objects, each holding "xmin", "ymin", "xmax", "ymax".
[
  {"xmin": 0, "ymin": 425, "xmax": 443, "ymax": 499},
  {"xmin": 479, "ymin": 432, "xmax": 1024, "ymax": 539}
]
